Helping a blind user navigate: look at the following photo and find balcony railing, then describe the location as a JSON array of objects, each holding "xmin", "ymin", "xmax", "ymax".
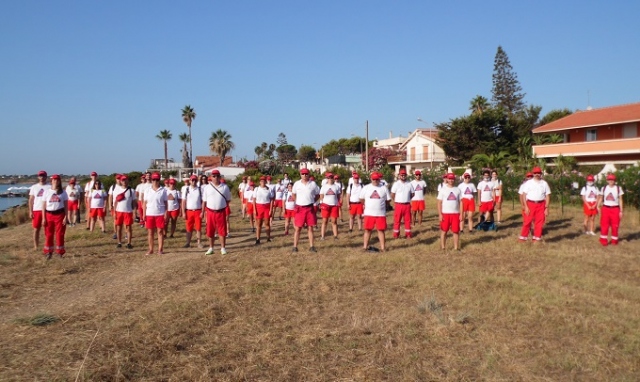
[
  {"xmin": 387, "ymin": 153, "xmax": 447, "ymax": 164},
  {"xmin": 533, "ymin": 137, "xmax": 640, "ymax": 158}
]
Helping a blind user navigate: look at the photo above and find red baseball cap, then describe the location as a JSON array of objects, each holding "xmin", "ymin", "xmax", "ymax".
[
  {"xmin": 586, "ymin": 175, "xmax": 595, "ymax": 181},
  {"xmin": 50, "ymin": 174, "xmax": 61, "ymax": 180},
  {"xmin": 446, "ymin": 173, "xmax": 456, "ymax": 180},
  {"xmin": 414, "ymin": 170, "xmax": 421, "ymax": 175},
  {"xmin": 151, "ymin": 172, "xmax": 161, "ymax": 180},
  {"xmin": 526, "ymin": 172, "xmax": 533, "ymax": 178},
  {"xmin": 399, "ymin": 169, "xmax": 407, "ymax": 175},
  {"xmin": 120, "ymin": 175, "xmax": 128, "ymax": 181},
  {"xmin": 91, "ymin": 171, "xmax": 98, "ymax": 176},
  {"xmin": 259, "ymin": 176, "xmax": 266, "ymax": 181},
  {"xmin": 370, "ymin": 172, "xmax": 382, "ymax": 180},
  {"xmin": 168, "ymin": 178, "xmax": 176, "ymax": 184},
  {"xmin": 266, "ymin": 175, "xmax": 272, "ymax": 180},
  {"xmin": 353, "ymin": 174, "xmax": 359, "ymax": 179},
  {"xmin": 606, "ymin": 174, "xmax": 616, "ymax": 181},
  {"xmin": 38, "ymin": 170, "xmax": 47, "ymax": 177},
  {"xmin": 300, "ymin": 168, "xmax": 310, "ymax": 175},
  {"xmin": 325, "ymin": 172, "xmax": 333, "ymax": 178},
  {"xmin": 463, "ymin": 173, "xmax": 471, "ymax": 178},
  {"xmin": 532, "ymin": 167, "xmax": 542, "ymax": 174},
  {"xmin": 211, "ymin": 169, "xmax": 221, "ymax": 176}
]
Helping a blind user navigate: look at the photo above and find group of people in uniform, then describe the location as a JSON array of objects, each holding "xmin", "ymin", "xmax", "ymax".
[{"xmin": 27, "ymin": 166, "xmax": 626, "ymax": 259}]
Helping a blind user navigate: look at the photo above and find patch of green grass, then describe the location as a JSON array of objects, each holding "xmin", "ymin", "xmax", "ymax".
[{"xmin": 15, "ymin": 313, "xmax": 60, "ymax": 326}]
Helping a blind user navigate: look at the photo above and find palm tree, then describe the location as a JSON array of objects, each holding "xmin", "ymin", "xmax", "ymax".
[
  {"xmin": 547, "ymin": 134, "xmax": 564, "ymax": 144},
  {"xmin": 468, "ymin": 151, "xmax": 511, "ymax": 170},
  {"xmin": 470, "ymin": 95, "xmax": 490, "ymax": 115},
  {"xmin": 178, "ymin": 133, "xmax": 190, "ymax": 168},
  {"xmin": 156, "ymin": 130, "xmax": 173, "ymax": 169},
  {"xmin": 209, "ymin": 129, "xmax": 235, "ymax": 163},
  {"xmin": 181, "ymin": 105, "xmax": 196, "ymax": 167}
]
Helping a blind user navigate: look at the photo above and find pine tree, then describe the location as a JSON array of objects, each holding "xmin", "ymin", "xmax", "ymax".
[{"xmin": 491, "ymin": 46, "xmax": 526, "ymax": 114}]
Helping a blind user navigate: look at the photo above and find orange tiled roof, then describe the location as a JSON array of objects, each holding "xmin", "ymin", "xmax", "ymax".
[
  {"xmin": 533, "ymin": 102, "xmax": 640, "ymax": 133},
  {"xmin": 195, "ymin": 156, "xmax": 233, "ymax": 168}
]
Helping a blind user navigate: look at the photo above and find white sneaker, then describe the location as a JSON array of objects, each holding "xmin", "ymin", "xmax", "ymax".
[
  {"xmin": 589, "ymin": 231, "xmax": 597, "ymax": 236},
  {"xmin": 205, "ymin": 248, "xmax": 214, "ymax": 256},
  {"xmin": 220, "ymin": 248, "xmax": 227, "ymax": 255}
]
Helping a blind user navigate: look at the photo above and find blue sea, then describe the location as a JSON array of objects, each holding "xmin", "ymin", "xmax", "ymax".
[{"xmin": 0, "ymin": 184, "xmax": 30, "ymax": 215}]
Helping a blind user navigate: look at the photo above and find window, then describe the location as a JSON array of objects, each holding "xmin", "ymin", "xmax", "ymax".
[
  {"xmin": 623, "ymin": 123, "xmax": 637, "ymax": 138},
  {"xmin": 586, "ymin": 129, "xmax": 597, "ymax": 142}
]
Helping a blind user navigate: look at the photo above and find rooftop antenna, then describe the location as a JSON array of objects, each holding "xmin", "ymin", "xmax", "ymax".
[{"xmin": 586, "ymin": 90, "xmax": 592, "ymax": 110}]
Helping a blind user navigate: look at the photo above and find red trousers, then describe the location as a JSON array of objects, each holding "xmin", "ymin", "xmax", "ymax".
[
  {"xmin": 600, "ymin": 206, "xmax": 620, "ymax": 244},
  {"xmin": 393, "ymin": 203, "xmax": 412, "ymax": 237},
  {"xmin": 44, "ymin": 211, "xmax": 66, "ymax": 255},
  {"xmin": 519, "ymin": 201, "xmax": 546, "ymax": 241}
]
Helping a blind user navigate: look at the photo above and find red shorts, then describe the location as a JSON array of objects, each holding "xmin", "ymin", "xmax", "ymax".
[
  {"xmin": 206, "ymin": 209, "xmax": 227, "ymax": 238},
  {"xmin": 32, "ymin": 210, "xmax": 43, "ymax": 228},
  {"xmin": 284, "ymin": 209, "xmax": 295, "ymax": 218},
  {"xmin": 321, "ymin": 204, "xmax": 339, "ymax": 219},
  {"xmin": 411, "ymin": 200, "xmax": 425, "ymax": 211},
  {"xmin": 185, "ymin": 210, "xmax": 202, "ymax": 231},
  {"xmin": 145, "ymin": 215, "xmax": 165, "ymax": 230},
  {"xmin": 440, "ymin": 213, "xmax": 461, "ymax": 233},
  {"xmin": 167, "ymin": 210, "xmax": 180, "ymax": 219},
  {"xmin": 67, "ymin": 200, "xmax": 80, "ymax": 211},
  {"xmin": 246, "ymin": 203, "xmax": 254, "ymax": 216},
  {"xmin": 115, "ymin": 211, "xmax": 133, "ymax": 226},
  {"xmin": 294, "ymin": 205, "xmax": 317, "ymax": 228},
  {"xmin": 479, "ymin": 201, "xmax": 494, "ymax": 213},
  {"xmin": 273, "ymin": 199, "xmax": 283, "ymax": 208},
  {"xmin": 583, "ymin": 202, "xmax": 598, "ymax": 216},
  {"xmin": 462, "ymin": 198, "xmax": 475, "ymax": 212},
  {"xmin": 90, "ymin": 208, "xmax": 105, "ymax": 218},
  {"xmin": 363, "ymin": 216, "xmax": 387, "ymax": 231},
  {"xmin": 494, "ymin": 196, "xmax": 502, "ymax": 204},
  {"xmin": 349, "ymin": 203, "xmax": 363, "ymax": 215},
  {"xmin": 255, "ymin": 203, "xmax": 271, "ymax": 220}
]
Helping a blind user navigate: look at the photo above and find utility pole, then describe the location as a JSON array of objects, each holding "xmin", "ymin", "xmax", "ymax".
[{"xmin": 365, "ymin": 120, "xmax": 369, "ymax": 173}]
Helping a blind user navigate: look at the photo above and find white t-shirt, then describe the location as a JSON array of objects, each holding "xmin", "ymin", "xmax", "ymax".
[
  {"xmin": 275, "ymin": 184, "xmax": 285, "ymax": 200},
  {"xmin": 282, "ymin": 177, "xmax": 291, "ymax": 187},
  {"xmin": 144, "ymin": 186, "xmax": 168, "ymax": 216},
  {"xmin": 600, "ymin": 185, "xmax": 624, "ymax": 207},
  {"xmin": 520, "ymin": 179, "xmax": 551, "ymax": 201},
  {"xmin": 109, "ymin": 184, "xmax": 123, "ymax": 207},
  {"xmin": 89, "ymin": 189, "xmax": 107, "ymax": 209},
  {"xmin": 135, "ymin": 182, "xmax": 147, "ymax": 198},
  {"xmin": 114, "ymin": 187, "xmax": 136, "ymax": 213},
  {"xmin": 292, "ymin": 180, "xmax": 319, "ymax": 206},
  {"xmin": 410, "ymin": 180, "xmax": 427, "ymax": 201},
  {"xmin": 320, "ymin": 183, "xmax": 341, "ymax": 206},
  {"xmin": 347, "ymin": 183, "xmax": 364, "ymax": 203},
  {"xmin": 253, "ymin": 186, "xmax": 274, "ymax": 204},
  {"xmin": 477, "ymin": 180, "xmax": 495, "ymax": 202},
  {"xmin": 580, "ymin": 185, "xmax": 599, "ymax": 203},
  {"xmin": 492, "ymin": 178, "xmax": 503, "ymax": 196},
  {"xmin": 390, "ymin": 180, "xmax": 414, "ymax": 203},
  {"xmin": 457, "ymin": 182, "xmax": 477, "ymax": 200},
  {"xmin": 238, "ymin": 181, "xmax": 247, "ymax": 193},
  {"xmin": 243, "ymin": 186, "xmax": 254, "ymax": 202},
  {"xmin": 43, "ymin": 189, "xmax": 68, "ymax": 211},
  {"xmin": 283, "ymin": 189, "xmax": 296, "ymax": 211},
  {"xmin": 30, "ymin": 183, "xmax": 51, "ymax": 212},
  {"xmin": 202, "ymin": 183, "xmax": 231, "ymax": 210},
  {"xmin": 65, "ymin": 184, "xmax": 82, "ymax": 202},
  {"xmin": 359, "ymin": 183, "xmax": 391, "ymax": 217},
  {"xmin": 183, "ymin": 185, "xmax": 203, "ymax": 210},
  {"xmin": 437, "ymin": 185, "xmax": 462, "ymax": 214},
  {"xmin": 166, "ymin": 189, "xmax": 181, "ymax": 211}
]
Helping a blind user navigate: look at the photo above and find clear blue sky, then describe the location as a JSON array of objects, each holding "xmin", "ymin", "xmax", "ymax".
[{"xmin": 1, "ymin": 0, "xmax": 639, "ymax": 175}]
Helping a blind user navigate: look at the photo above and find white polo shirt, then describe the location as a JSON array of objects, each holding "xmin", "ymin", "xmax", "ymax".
[
  {"xmin": 292, "ymin": 180, "xmax": 319, "ymax": 206},
  {"xmin": 253, "ymin": 186, "xmax": 274, "ymax": 204},
  {"xmin": 520, "ymin": 179, "xmax": 551, "ymax": 202},
  {"xmin": 437, "ymin": 185, "xmax": 462, "ymax": 214},
  {"xmin": 166, "ymin": 189, "xmax": 181, "ymax": 211},
  {"xmin": 144, "ymin": 186, "xmax": 168, "ymax": 216},
  {"xmin": 202, "ymin": 183, "xmax": 231, "ymax": 210},
  {"xmin": 347, "ymin": 183, "xmax": 364, "ymax": 203},
  {"xmin": 183, "ymin": 185, "xmax": 203, "ymax": 210},
  {"xmin": 360, "ymin": 183, "xmax": 391, "ymax": 217},
  {"xmin": 390, "ymin": 180, "xmax": 414, "ymax": 203}
]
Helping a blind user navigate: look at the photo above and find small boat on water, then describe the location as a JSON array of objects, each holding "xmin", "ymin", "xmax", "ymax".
[{"xmin": 0, "ymin": 186, "xmax": 29, "ymax": 198}]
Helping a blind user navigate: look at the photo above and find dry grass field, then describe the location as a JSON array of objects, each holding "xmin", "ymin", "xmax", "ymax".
[{"xmin": 1, "ymin": 199, "xmax": 639, "ymax": 381}]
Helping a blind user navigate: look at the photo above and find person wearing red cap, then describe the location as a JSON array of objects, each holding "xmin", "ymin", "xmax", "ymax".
[
  {"xmin": 518, "ymin": 172, "xmax": 534, "ymax": 220},
  {"xmin": 135, "ymin": 172, "xmax": 151, "ymax": 227},
  {"xmin": 477, "ymin": 170, "xmax": 496, "ymax": 225},
  {"xmin": 319, "ymin": 172, "xmax": 341, "ymax": 240},
  {"xmin": 391, "ymin": 169, "xmax": 415, "ymax": 239},
  {"xmin": 597, "ymin": 174, "xmax": 624, "ymax": 246},
  {"xmin": 282, "ymin": 182, "xmax": 296, "ymax": 235},
  {"xmin": 202, "ymin": 170, "xmax": 232, "ymax": 255},
  {"xmin": 346, "ymin": 173, "xmax": 364, "ymax": 233},
  {"xmin": 182, "ymin": 174, "xmax": 204, "ymax": 248},
  {"xmin": 243, "ymin": 180, "xmax": 256, "ymax": 232},
  {"xmin": 143, "ymin": 172, "xmax": 169, "ymax": 255},
  {"xmin": 332, "ymin": 174, "xmax": 344, "ymax": 222},
  {"xmin": 41, "ymin": 174, "xmax": 68, "ymax": 259},
  {"xmin": 238, "ymin": 176, "xmax": 248, "ymax": 218},
  {"xmin": 84, "ymin": 171, "xmax": 100, "ymax": 230},
  {"xmin": 28, "ymin": 171, "xmax": 52, "ymax": 250},
  {"xmin": 113, "ymin": 175, "xmax": 136, "ymax": 249},
  {"xmin": 252, "ymin": 175, "xmax": 275, "ymax": 245},
  {"xmin": 65, "ymin": 177, "xmax": 82, "ymax": 227},
  {"xmin": 108, "ymin": 175, "xmax": 123, "ymax": 239},
  {"xmin": 360, "ymin": 172, "xmax": 391, "ymax": 252},
  {"xmin": 518, "ymin": 167, "xmax": 551, "ymax": 243},
  {"xmin": 491, "ymin": 170, "xmax": 503, "ymax": 224},
  {"xmin": 580, "ymin": 175, "xmax": 599, "ymax": 235},
  {"xmin": 273, "ymin": 178, "xmax": 286, "ymax": 220},
  {"xmin": 437, "ymin": 173, "xmax": 463, "ymax": 250},
  {"xmin": 165, "ymin": 178, "xmax": 182, "ymax": 239},
  {"xmin": 458, "ymin": 173, "xmax": 477, "ymax": 233},
  {"xmin": 292, "ymin": 167, "xmax": 320, "ymax": 252},
  {"xmin": 410, "ymin": 170, "xmax": 427, "ymax": 226},
  {"xmin": 88, "ymin": 179, "xmax": 108, "ymax": 233}
]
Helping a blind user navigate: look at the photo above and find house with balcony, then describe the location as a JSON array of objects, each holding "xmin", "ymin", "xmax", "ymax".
[
  {"xmin": 532, "ymin": 102, "xmax": 640, "ymax": 171},
  {"xmin": 387, "ymin": 128, "xmax": 447, "ymax": 174}
]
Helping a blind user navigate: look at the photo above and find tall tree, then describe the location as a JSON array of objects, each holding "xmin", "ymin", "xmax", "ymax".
[
  {"xmin": 539, "ymin": 108, "xmax": 573, "ymax": 126},
  {"xmin": 178, "ymin": 133, "xmax": 190, "ymax": 169},
  {"xmin": 491, "ymin": 46, "xmax": 526, "ymax": 114},
  {"xmin": 156, "ymin": 130, "xmax": 173, "ymax": 169},
  {"xmin": 469, "ymin": 95, "xmax": 490, "ymax": 115},
  {"xmin": 209, "ymin": 129, "xmax": 235, "ymax": 163},
  {"xmin": 181, "ymin": 105, "xmax": 196, "ymax": 167},
  {"xmin": 297, "ymin": 145, "xmax": 317, "ymax": 162},
  {"xmin": 276, "ymin": 132, "xmax": 288, "ymax": 146}
]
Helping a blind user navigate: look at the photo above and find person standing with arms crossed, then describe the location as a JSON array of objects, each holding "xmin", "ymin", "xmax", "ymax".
[
  {"xmin": 580, "ymin": 174, "xmax": 599, "ymax": 236},
  {"xmin": 410, "ymin": 170, "xmax": 427, "ymax": 226},
  {"xmin": 518, "ymin": 167, "xmax": 551, "ymax": 243},
  {"xmin": 42, "ymin": 174, "xmax": 68, "ymax": 259},
  {"xmin": 597, "ymin": 174, "xmax": 624, "ymax": 246},
  {"xmin": 292, "ymin": 168, "xmax": 320, "ymax": 253},
  {"xmin": 391, "ymin": 169, "xmax": 415, "ymax": 239},
  {"xmin": 437, "ymin": 173, "xmax": 463, "ymax": 250},
  {"xmin": 142, "ymin": 172, "xmax": 168, "ymax": 255},
  {"xmin": 202, "ymin": 170, "xmax": 231, "ymax": 255},
  {"xmin": 29, "ymin": 170, "xmax": 51, "ymax": 250}
]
